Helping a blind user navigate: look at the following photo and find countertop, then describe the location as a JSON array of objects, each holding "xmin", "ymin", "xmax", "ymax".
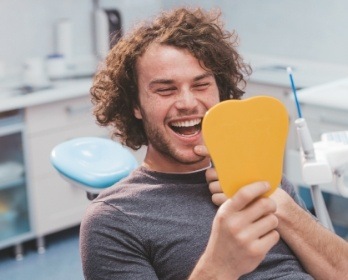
[
  {"xmin": 245, "ymin": 53, "xmax": 348, "ymax": 89},
  {"xmin": 0, "ymin": 78, "xmax": 93, "ymax": 112},
  {"xmin": 296, "ymin": 77, "xmax": 348, "ymax": 110},
  {"xmin": 1, "ymin": 53, "xmax": 348, "ymax": 113}
]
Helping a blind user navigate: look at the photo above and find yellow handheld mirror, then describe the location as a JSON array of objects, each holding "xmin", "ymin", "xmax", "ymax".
[{"xmin": 202, "ymin": 96, "xmax": 289, "ymax": 197}]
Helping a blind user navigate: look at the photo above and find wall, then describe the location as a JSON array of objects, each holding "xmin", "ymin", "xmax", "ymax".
[
  {"xmin": 0, "ymin": 0, "xmax": 161, "ymax": 78},
  {"xmin": 163, "ymin": 0, "xmax": 348, "ymax": 65},
  {"xmin": 1, "ymin": 0, "xmax": 348, "ymax": 79},
  {"xmin": 220, "ymin": 0, "xmax": 348, "ymax": 65}
]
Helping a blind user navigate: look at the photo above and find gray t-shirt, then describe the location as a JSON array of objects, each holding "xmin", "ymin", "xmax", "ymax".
[{"xmin": 80, "ymin": 166, "xmax": 314, "ymax": 280}]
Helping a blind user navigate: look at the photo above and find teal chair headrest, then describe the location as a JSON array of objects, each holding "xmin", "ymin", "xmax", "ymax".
[{"xmin": 51, "ymin": 137, "xmax": 138, "ymax": 189}]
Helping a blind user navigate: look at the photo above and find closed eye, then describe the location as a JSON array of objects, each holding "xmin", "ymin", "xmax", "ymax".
[
  {"xmin": 156, "ymin": 87, "xmax": 176, "ymax": 95},
  {"xmin": 194, "ymin": 83, "xmax": 210, "ymax": 90}
]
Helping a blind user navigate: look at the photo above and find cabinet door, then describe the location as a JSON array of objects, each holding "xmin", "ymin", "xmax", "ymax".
[
  {"xmin": 25, "ymin": 96, "xmax": 96, "ymax": 135},
  {"xmin": 29, "ymin": 174, "xmax": 90, "ymax": 236},
  {"xmin": 26, "ymin": 123, "xmax": 107, "ymax": 235},
  {"xmin": 25, "ymin": 96, "xmax": 108, "ymax": 236}
]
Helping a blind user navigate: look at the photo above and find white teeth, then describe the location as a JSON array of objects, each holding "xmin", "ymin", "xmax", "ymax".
[{"xmin": 171, "ymin": 119, "xmax": 201, "ymax": 127}]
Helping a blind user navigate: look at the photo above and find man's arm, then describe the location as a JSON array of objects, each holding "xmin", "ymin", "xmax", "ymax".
[
  {"xmin": 201, "ymin": 159, "xmax": 348, "ymax": 279},
  {"xmin": 194, "ymin": 145, "xmax": 348, "ymax": 279},
  {"xmin": 272, "ymin": 188, "xmax": 348, "ymax": 280}
]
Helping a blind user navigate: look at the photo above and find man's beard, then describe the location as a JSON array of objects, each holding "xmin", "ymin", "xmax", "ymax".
[{"xmin": 142, "ymin": 119, "xmax": 201, "ymax": 165}]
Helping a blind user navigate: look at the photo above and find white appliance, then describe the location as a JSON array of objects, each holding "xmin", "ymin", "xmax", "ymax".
[{"xmin": 94, "ymin": 8, "xmax": 122, "ymax": 60}]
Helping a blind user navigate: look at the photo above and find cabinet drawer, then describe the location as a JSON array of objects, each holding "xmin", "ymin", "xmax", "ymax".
[
  {"xmin": 29, "ymin": 174, "xmax": 90, "ymax": 236},
  {"xmin": 26, "ymin": 120, "xmax": 107, "ymax": 177},
  {"xmin": 26, "ymin": 123, "xmax": 108, "ymax": 179},
  {"xmin": 25, "ymin": 96, "xmax": 95, "ymax": 135}
]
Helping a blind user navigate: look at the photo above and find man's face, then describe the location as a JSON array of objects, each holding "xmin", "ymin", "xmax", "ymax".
[{"xmin": 134, "ymin": 43, "xmax": 220, "ymax": 173}]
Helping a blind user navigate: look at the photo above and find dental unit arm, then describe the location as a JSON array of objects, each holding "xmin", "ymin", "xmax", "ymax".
[
  {"xmin": 296, "ymin": 119, "xmax": 348, "ymax": 198},
  {"xmin": 289, "ymin": 67, "xmax": 348, "ymax": 232},
  {"xmin": 295, "ymin": 118, "xmax": 333, "ymax": 231}
]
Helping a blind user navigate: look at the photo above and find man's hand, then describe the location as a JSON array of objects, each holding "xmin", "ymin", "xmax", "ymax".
[
  {"xmin": 206, "ymin": 167, "xmax": 228, "ymax": 206},
  {"xmin": 190, "ymin": 181, "xmax": 280, "ymax": 279},
  {"xmin": 194, "ymin": 145, "xmax": 227, "ymax": 206},
  {"xmin": 192, "ymin": 145, "xmax": 280, "ymax": 279}
]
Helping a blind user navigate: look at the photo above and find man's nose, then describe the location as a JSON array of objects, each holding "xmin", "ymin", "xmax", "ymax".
[{"xmin": 175, "ymin": 89, "xmax": 198, "ymax": 110}]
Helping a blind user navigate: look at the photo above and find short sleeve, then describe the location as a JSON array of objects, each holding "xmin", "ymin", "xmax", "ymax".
[{"xmin": 80, "ymin": 201, "xmax": 159, "ymax": 280}]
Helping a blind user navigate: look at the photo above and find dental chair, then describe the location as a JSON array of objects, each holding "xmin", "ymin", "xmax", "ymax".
[{"xmin": 50, "ymin": 137, "xmax": 138, "ymax": 200}]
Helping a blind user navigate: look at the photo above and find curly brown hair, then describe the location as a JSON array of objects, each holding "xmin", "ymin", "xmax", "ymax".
[{"xmin": 91, "ymin": 7, "xmax": 251, "ymax": 150}]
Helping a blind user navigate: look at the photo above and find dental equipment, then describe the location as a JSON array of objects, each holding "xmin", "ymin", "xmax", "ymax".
[{"xmin": 288, "ymin": 67, "xmax": 348, "ymax": 232}]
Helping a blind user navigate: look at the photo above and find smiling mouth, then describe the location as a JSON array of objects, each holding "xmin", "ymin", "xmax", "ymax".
[{"xmin": 169, "ymin": 118, "xmax": 202, "ymax": 136}]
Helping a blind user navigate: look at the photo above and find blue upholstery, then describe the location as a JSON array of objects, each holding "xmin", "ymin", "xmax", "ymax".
[{"xmin": 50, "ymin": 137, "xmax": 138, "ymax": 191}]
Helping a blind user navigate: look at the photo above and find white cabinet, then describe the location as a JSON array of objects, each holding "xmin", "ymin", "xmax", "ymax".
[
  {"xmin": 0, "ymin": 77, "xmax": 147, "ymax": 257},
  {"xmin": 24, "ymin": 96, "xmax": 108, "ymax": 238},
  {"xmin": 0, "ymin": 92, "xmax": 146, "ymax": 257}
]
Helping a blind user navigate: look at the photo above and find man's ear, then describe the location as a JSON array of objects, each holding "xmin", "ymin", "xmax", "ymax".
[{"xmin": 133, "ymin": 105, "xmax": 142, "ymax": 120}]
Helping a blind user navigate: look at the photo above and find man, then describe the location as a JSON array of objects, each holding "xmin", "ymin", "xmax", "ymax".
[{"xmin": 80, "ymin": 7, "xmax": 348, "ymax": 279}]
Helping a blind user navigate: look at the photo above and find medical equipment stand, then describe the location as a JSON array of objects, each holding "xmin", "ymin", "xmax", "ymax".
[{"xmin": 295, "ymin": 118, "xmax": 335, "ymax": 231}]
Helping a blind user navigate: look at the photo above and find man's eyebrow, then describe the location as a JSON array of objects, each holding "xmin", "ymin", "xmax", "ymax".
[
  {"xmin": 148, "ymin": 79, "xmax": 174, "ymax": 89},
  {"xmin": 193, "ymin": 72, "xmax": 214, "ymax": 82}
]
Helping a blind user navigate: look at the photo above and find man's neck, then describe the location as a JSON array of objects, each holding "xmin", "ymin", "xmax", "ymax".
[
  {"xmin": 142, "ymin": 151, "xmax": 211, "ymax": 174},
  {"xmin": 141, "ymin": 161, "xmax": 212, "ymax": 174}
]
